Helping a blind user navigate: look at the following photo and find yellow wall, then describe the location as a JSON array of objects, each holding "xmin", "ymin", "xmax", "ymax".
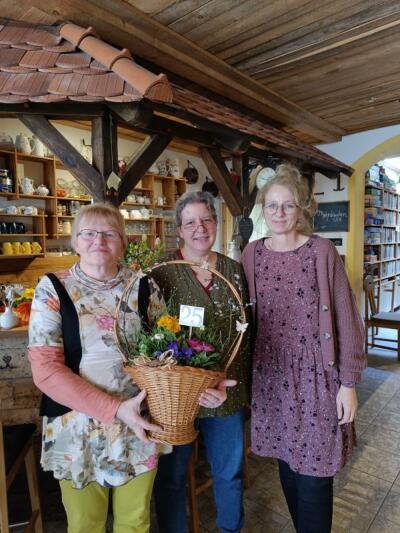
[{"xmin": 347, "ymin": 134, "xmax": 400, "ymax": 306}]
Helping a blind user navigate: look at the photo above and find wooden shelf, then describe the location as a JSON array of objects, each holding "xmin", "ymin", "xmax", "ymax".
[
  {"xmin": 0, "ymin": 254, "xmax": 44, "ymax": 259},
  {"xmin": 0, "ymin": 233, "xmax": 46, "ymax": 237},
  {"xmin": 0, "ymin": 324, "xmax": 28, "ymax": 337},
  {"xmin": 18, "ymin": 193, "xmax": 56, "ymax": 200},
  {"xmin": 57, "ymin": 196, "xmax": 91, "ymax": 202},
  {"xmin": 0, "ymin": 214, "xmax": 46, "ymax": 218}
]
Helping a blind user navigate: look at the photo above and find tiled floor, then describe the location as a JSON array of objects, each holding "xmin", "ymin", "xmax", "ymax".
[{"xmin": 10, "ymin": 350, "xmax": 400, "ymax": 533}]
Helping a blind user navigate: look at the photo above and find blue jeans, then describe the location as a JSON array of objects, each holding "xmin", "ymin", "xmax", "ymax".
[
  {"xmin": 154, "ymin": 409, "xmax": 245, "ymax": 533},
  {"xmin": 278, "ymin": 460, "xmax": 333, "ymax": 533}
]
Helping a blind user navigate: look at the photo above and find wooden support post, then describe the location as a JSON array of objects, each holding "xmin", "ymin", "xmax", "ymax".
[
  {"xmin": 200, "ymin": 147, "xmax": 243, "ymax": 216},
  {"xmin": 19, "ymin": 114, "xmax": 106, "ymax": 203},
  {"xmin": 117, "ymin": 134, "xmax": 172, "ymax": 204},
  {"xmin": 91, "ymin": 112, "xmax": 119, "ymax": 205}
]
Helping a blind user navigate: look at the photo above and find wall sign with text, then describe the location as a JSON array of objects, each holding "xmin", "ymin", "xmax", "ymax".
[{"xmin": 313, "ymin": 201, "xmax": 349, "ymax": 232}]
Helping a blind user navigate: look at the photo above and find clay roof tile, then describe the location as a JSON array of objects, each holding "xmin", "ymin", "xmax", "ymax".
[
  {"xmin": 112, "ymin": 58, "xmax": 172, "ymax": 102},
  {"xmin": 0, "ymin": 94, "xmax": 28, "ymax": 103},
  {"xmin": 48, "ymin": 72, "xmax": 88, "ymax": 96},
  {"xmin": 19, "ymin": 50, "xmax": 59, "ymax": 69},
  {"xmin": 0, "ymin": 71, "xmax": 11, "ymax": 93},
  {"xmin": 0, "ymin": 48, "xmax": 25, "ymax": 67},
  {"xmin": 0, "ymin": 24, "xmax": 32, "ymax": 45},
  {"xmin": 11, "ymin": 43, "xmax": 41, "ymax": 51},
  {"xmin": 1, "ymin": 66, "xmax": 36, "ymax": 74},
  {"xmin": 26, "ymin": 27, "xmax": 60, "ymax": 47},
  {"xmin": 55, "ymin": 52, "xmax": 91, "ymax": 69},
  {"xmin": 77, "ymin": 35, "xmax": 132, "ymax": 69},
  {"xmin": 29, "ymin": 94, "xmax": 67, "ymax": 103},
  {"xmin": 87, "ymin": 72, "xmax": 124, "ymax": 97},
  {"xmin": 59, "ymin": 23, "xmax": 97, "ymax": 47},
  {"xmin": 4, "ymin": 71, "xmax": 53, "ymax": 96},
  {"xmin": 43, "ymin": 41, "xmax": 76, "ymax": 53}
]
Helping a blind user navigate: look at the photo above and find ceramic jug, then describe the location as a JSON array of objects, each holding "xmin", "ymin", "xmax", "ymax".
[
  {"xmin": 21, "ymin": 242, "xmax": 32, "ymax": 254},
  {"xmin": 0, "ymin": 306, "xmax": 20, "ymax": 329},
  {"xmin": 30, "ymin": 135, "xmax": 45, "ymax": 157},
  {"xmin": 31, "ymin": 242, "xmax": 42, "ymax": 254},
  {"xmin": 15, "ymin": 133, "xmax": 31, "ymax": 154},
  {"xmin": 20, "ymin": 177, "xmax": 34, "ymax": 194}
]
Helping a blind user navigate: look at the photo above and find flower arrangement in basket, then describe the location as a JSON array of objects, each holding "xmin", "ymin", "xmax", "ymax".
[{"xmin": 114, "ymin": 259, "xmax": 247, "ymax": 445}]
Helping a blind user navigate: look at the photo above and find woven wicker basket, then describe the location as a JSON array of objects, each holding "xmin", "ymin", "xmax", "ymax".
[{"xmin": 115, "ymin": 259, "xmax": 246, "ymax": 445}]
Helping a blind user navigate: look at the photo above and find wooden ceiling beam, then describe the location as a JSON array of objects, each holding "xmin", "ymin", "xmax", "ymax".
[
  {"xmin": 200, "ymin": 147, "xmax": 242, "ymax": 217},
  {"xmin": 19, "ymin": 114, "xmax": 106, "ymax": 203},
  {"xmin": 0, "ymin": 102, "xmax": 105, "ymax": 118},
  {"xmin": 117, "ymin": 133, "xmax": 172, "ymax": 205},
  {"xmin": 28, "ymin": 0, "xmax": 345, "ymax": 143},
  {"xmin": 91, "ymin": 111, "xmax": 119, "ymax": 205}
]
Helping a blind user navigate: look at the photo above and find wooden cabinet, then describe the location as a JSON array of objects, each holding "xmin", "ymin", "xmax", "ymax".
[
  {"xmin": 0, "ymin": 149, "xmax": 55, "ymax": 260},
  {"xmin": 121, "ymin": 173, "xmax": 186, "ymax": 250},
  {"xmin": 0, "ymin": 152, "xmax": 187, "ymax": 262}
]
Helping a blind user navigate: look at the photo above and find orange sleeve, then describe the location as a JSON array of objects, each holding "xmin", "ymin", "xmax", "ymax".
[{"xmin": 28, "ymin": 346, "xmax": 121, "ymax": 424}]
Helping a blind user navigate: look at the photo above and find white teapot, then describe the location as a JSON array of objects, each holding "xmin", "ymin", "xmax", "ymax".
[
  {"xmin": 30, "ymin": 135, "xmax": 45, "ymax": 157},
  {"xmin": 140, "ymin": 208, "xmax": 153, "ymax": 219},
  {"xmin": 36, "ymin": 184, "xmax": 49, "ymax": 196},
  {"xmin": 15, "ymin": 132, "xmax": 31, "ymax": 154},
  {"xmin": 20, "ymin": 177, "xmax": 34, "ymax": 194}
]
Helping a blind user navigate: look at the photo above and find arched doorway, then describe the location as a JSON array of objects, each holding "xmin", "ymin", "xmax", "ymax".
[{"xmin": 348, "ymin": 134, "xmax": 400, "ymax": 306}]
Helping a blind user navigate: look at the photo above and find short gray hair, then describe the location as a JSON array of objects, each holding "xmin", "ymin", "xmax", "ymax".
[{"xmin": 175, "ymin": 191, "xmax": 217, "ymax": 227}]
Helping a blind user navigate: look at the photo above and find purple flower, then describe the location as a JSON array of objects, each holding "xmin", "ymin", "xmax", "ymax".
[
  {"xmin": 167, "ymin": 341, "xmax": 180, "ymax": 356},
  {"xmin": 181, "ymin": 347, "xmax": 193, "ymax": 359}
]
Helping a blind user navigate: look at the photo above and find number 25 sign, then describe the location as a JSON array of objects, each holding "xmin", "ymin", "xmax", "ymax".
[{"xmin": 179, "ymin": 304, "xmax": 205, "ymax": 328}]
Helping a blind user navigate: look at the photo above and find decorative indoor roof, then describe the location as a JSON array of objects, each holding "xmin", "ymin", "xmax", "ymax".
[
  {"xmin": 0, "ymin": 19, "xmax": 172, "ymax": 104},
  {"xmin": 0, "ymin": 18, "xmax": 351, "ymax": 175},
  {"xmin": 171, "ymin": 85, "xmax": 352, "ymax": 175}
]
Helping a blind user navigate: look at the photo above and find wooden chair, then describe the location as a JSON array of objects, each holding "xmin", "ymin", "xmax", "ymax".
[
  {"xmin": 364, "ymin": 275, "xmax": 400, "ymax": 361},
  {"xmin": 187, "ymin": 431, "xmax": 251, "ymax": 533},
  {"xmin": 0, "ymin": 420, "xmax": 43, "ymax": 533}
]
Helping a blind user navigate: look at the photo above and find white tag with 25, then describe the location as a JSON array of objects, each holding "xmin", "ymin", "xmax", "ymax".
[{"xmin": 179, "ymin": 304, "xmax": 205, "ymax": 328}]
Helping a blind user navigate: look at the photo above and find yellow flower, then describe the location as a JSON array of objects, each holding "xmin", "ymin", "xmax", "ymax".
[
  {"xmin": 157, "ymin": 314, "xmax": 181, "ymax": 333},
  {"xmin": 22, "ymin": 288, "xmax": 34, "ymax": 300}
]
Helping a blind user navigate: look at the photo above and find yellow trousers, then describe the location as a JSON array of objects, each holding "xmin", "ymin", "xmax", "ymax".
[{"xmin": 60, "ymin": 469, "xmax": 156, "ymax": 533}]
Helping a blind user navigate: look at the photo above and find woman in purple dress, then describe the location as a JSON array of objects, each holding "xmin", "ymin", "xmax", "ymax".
[{"xmin": 241, "ymin": 164, "xmax": 366, "ymax": 533}]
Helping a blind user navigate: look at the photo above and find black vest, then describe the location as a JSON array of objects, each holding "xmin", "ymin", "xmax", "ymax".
[{"xmin": 39, "ymin": 272, "xmax": 151, "ymax": 417}]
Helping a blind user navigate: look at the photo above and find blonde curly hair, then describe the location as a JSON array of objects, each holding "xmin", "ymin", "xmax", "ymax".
[{"xmin": 257, "ymin": 163, "xmax": 317, "ymax": 236}]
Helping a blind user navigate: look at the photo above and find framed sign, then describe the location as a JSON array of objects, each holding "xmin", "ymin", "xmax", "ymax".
[{"xmin": 313, "ymin": 201, "xmax": 349, "ymax": 232}]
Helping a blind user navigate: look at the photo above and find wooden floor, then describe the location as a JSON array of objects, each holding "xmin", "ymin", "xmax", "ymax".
[{"xmin": 9, "ymin": 352, "xmax": 400, "ymax": 533}]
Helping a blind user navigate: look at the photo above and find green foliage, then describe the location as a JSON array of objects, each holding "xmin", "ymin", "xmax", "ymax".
[
  {"xmin": 127, "ymin": 321, "xmax": 223, "ymax": 370},
  {"xmin": 123, "ymin": 239, "xmax": 164, "ymax": 270}
]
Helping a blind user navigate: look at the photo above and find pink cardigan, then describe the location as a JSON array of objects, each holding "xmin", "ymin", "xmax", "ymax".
[{"xmin": 241, "ymin": 236, "xmax": 366, "ymax": 384}]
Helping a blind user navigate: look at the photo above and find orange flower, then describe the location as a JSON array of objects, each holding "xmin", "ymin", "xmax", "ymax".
[
  {"xmin": 16, "ymin": 301, "xmax": 32, "ymax": 325},
  {"xmin": 157, "ymin": 314, "xmax": 181, "ymax": 333}
]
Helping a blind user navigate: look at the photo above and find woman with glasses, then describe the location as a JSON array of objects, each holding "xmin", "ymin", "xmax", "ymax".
[
  {"xmin": 151, "ymin": 191, "xmax": 251, "ymax": 533},
  {"xmin": 241, "ymin": 164, "xmax": 365, "ymax": 533},
  {"xmin": 28, "ymin": 202, "xmax": 171, "ymax": 533}
]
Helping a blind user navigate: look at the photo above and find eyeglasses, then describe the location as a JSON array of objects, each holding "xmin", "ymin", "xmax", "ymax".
[
  {"xmin": 264, "ymin": 201, "xmax": 298, "ymax": 214},
  {"xmin": 182, "ymin": 217, "xmax": 216, "ymax": 232},
  {"xmin": 77, "ymin": 229, "xmax": 121, "ymax": 241}
]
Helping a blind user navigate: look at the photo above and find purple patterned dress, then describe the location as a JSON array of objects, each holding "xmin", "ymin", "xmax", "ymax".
[{"xmin": 251, "ymin": 237, "xmax": 355, "ymax": 477}]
